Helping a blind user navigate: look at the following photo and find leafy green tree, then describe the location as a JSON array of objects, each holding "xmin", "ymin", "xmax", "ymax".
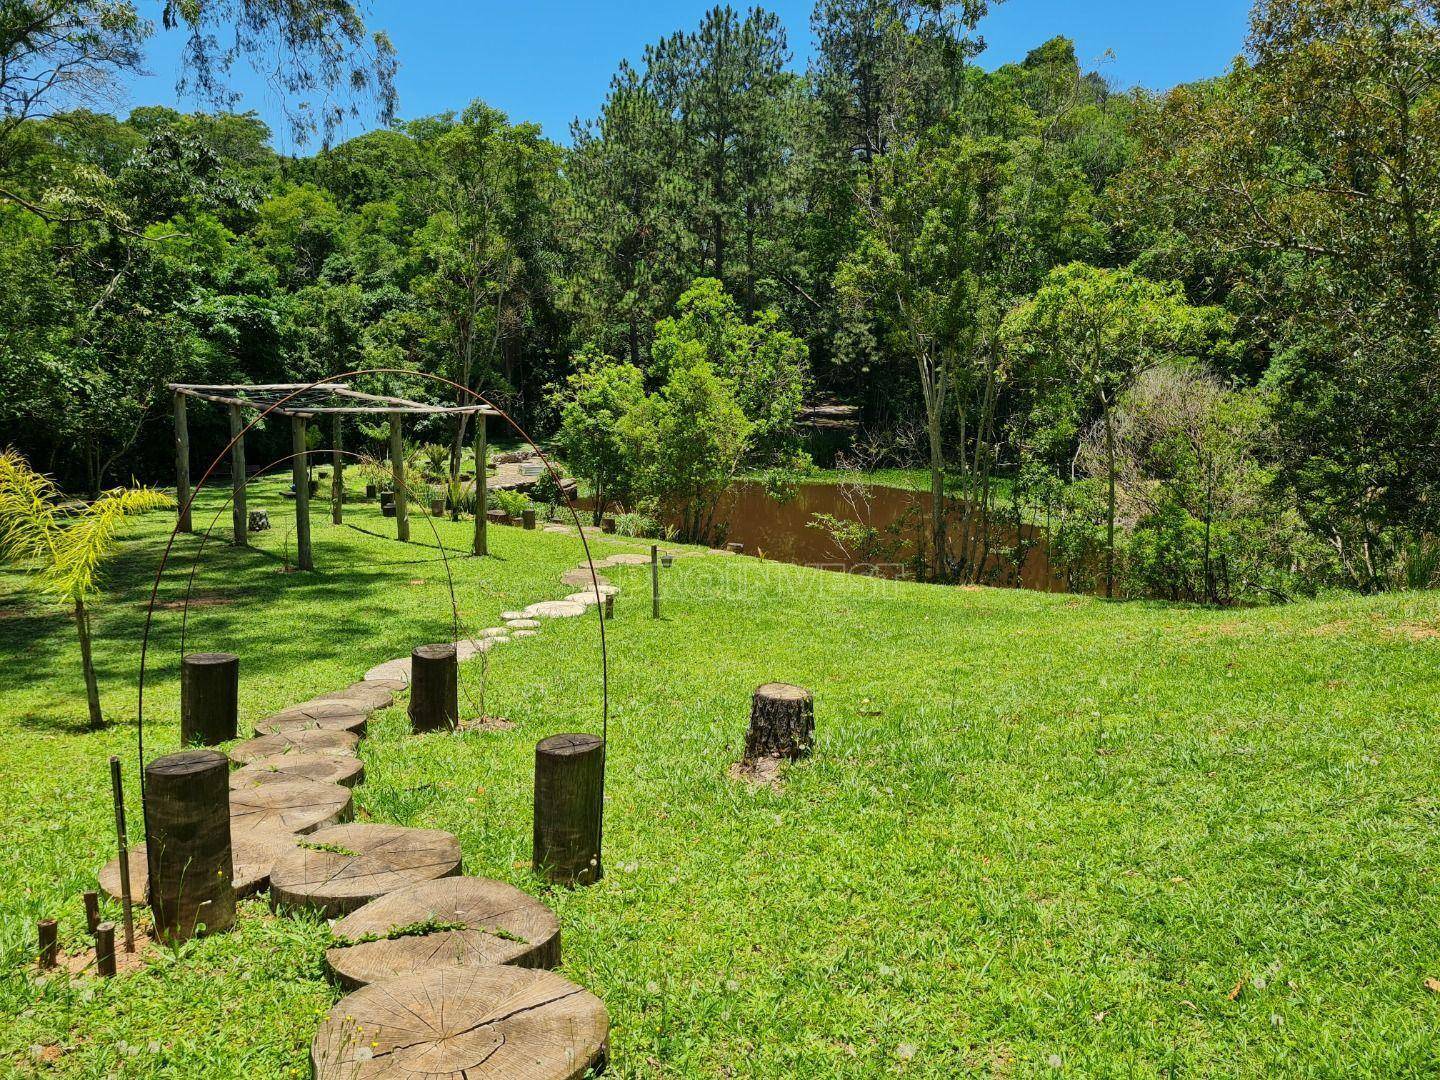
[
  {"xmin": 551, "ymin": 350, "xmax": 646, "ymax": 524},
  {"xmin": 0, "ymin": 449, "xmax": 170, "ymax": 727},
  {"xmin": 625, "ymin": 360, "xmax": 751, "ymax": 543},
  {"xmin": 1002, "ymin": 263, "xmax": 1234, "ymax": 596}
]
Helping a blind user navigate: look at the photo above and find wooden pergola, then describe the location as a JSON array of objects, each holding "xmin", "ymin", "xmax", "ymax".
[{"xmin": 169, "ymin": 383, "xmax": 501, "ymax": 571}]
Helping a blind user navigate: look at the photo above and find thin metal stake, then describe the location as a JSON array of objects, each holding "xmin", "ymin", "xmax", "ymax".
[{"xmin": 109, "ymin": 756, "xmax": 135, "ymax": 952}]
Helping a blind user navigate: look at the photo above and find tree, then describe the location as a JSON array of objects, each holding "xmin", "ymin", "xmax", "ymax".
[
  {"xmin": 1002, "ymin": 264, "xmax": 1234, "ymax": 597},
  {"xmin": 1122, "ymin": 0, "xmax": 1440, "ymax": 587},
  {"xmin": 551, "ymin": 351, "xmax": 645, "ymax": 524},
  {"xmin": 0, "ymin": 449, "xmax": 170, "ymax": 726},
  {"xmin": 625, "ymin": 360, "xmax": 751, "ymax": 543},
  {"xmin": 650, "ymin": 277, "xmax": 809, "ymax": 463}
]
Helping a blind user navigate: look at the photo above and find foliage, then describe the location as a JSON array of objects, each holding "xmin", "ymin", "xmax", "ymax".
[
  {"xmin": 490, "ymin": 487, "xmax": 530, "ymax": 519},
  {"xmin": 551, "ymin": 349, "xmax": 645, "ymax": 524}
]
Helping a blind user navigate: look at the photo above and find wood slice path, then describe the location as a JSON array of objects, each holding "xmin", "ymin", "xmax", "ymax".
[
  {"xmin": 229, "ymin": 728, "xmax": 360, "ymax": 765},
  {"xmin": 269, "ymin": 823, "xmax": 463, "ymax": 917},
  {"xmin": 325, "ymin": 876, "xmax": 561, "ymax": 988},
  {"xmin": 310, "ymin": 965, "xmax": 608, "ymax": 1079},
  {"xmin": 230, "ymin": 780, "xmax": 354, "ymax": 835},
  {"xmin": 100, "ymin": 826, "xmax": 300, "ymax": 902},
  {"xmin": 230, "ymin": 753, "xmax": 365, "ymax": 789}
]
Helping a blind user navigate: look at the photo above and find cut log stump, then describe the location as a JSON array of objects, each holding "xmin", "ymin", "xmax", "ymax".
[
  {"xmin": 743, "ymin": 683, "xmax": 814, "ymax": 762},
  {"xmin": 230, "ymin": 753, "xmax": 365, "ymax": 790},
  {"xmin": 228, "ymin": 729, "xmax": 360, "ymax": 766},
  {"xmin": 409, "ymin": 643, "xmax": 457, "ymax": 734},
  {"xmin": 180, "ymin": 652, "xmax": 239, "ymax": 746},
  {"xmin": 100, "ymin": 826, "xmax": 299, "ymax": 902},
  {"xmin": 230, "ymin": 780, "xmax": 353, "ymax": 835},
  {"xmin": 143, "ymin": 750, "xmax": 235, "ymax": 942},
  {"xmin": 325, "ymin": 877, "xmax": 560, "ymax": 989},
  {"xmin": 533, "ymin": 734, "xmax": 605, "ymax": 887},
  {"xmin": 269, "ymin": 823, "xmax": 462, "ymax": 917},
  {"xmin": 311, "ymin": 966, "xmax": 608, "ymax": 1080}
]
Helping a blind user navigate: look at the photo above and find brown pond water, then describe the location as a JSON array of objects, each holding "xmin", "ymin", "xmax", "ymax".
[{"xmin": 667, "ymin": 481, "xmax": 1069, "ymax": 592}]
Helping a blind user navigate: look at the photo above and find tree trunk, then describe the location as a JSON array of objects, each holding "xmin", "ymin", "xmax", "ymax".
[
  {"xmin": 74, "ymin": 597, "xmax": 102, "ymax": 729},
  {"xmin": 1103, "ymin": 401, "xmax": 1116, "ymax": 599},
  {"xmin": 409, "ymin": 644, "xmax": 458, "ymax": 734},
  {"xmin": 533, "ymin": 733, "xmax": 605, "ymax": 886},
  {"xmin": 144, "ymin": 749, "xmax": 236, "ymax": 943},
  {"xmin": 180, "ymin": 652, "xmax": 239, "ymax": 746}
]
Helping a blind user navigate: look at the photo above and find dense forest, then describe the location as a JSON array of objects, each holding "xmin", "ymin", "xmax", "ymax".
[{"xmin": 1, "ymin": 0, "xmax": 1436, "ymax": 602}]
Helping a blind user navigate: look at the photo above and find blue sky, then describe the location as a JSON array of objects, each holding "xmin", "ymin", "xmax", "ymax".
[{"xmin": 119, "ymin": 1, "xmax": 1252, "ymax": 151}]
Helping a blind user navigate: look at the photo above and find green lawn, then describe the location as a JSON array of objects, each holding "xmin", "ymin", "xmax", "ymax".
[{"xmin": 3, "ymin": 476, "xmax": 1440, "ymax": 1076}]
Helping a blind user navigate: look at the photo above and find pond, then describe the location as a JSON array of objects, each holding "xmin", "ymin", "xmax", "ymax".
[{"xmin": 664, "ymin": 480, "xmax": 1070, "ymax": 592}]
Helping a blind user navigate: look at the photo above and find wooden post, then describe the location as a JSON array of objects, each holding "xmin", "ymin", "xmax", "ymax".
[
  {"xmin": 603, "ymin": 594, "xmax": 614, "ymax": 620},
  {"xmin": 174, "ymin": 392, "xmax": 192, "ymax": 533},
  {"xmin": 229, "ymin": 404, "xmax": 246, "ymax": 547},
  {"xmin": 37, "ymin": 919, "xmax": 57, "ymax": 969},
  {"xmin": 408, "ymin": 644, "xmax": 457, "ymax": 734},
  {"xmin": 743, "ymin": 684, "xmax": 814, "ymax": 762},
  {"xmin": 522, "ymin": 508, "xmax": 536, "ymax": 530},
  {"xmin": 331, "ymin": 415, "xmax": 344, "ymax": 525},
  {"xmin": 291, "ymin": 415, "xmax": 313, "ymax": 571},
  {"xmin": 390, "ymin": 412, "xmax": 409, "ymax": 542},
  {"xmin": 180, "ymin": 652, "xmax": 239, "ymax": 746},
  {"xmin": 109, "ymin": 756, "xmax": 135, "ymax": 952},
  {"xmin": 144, "ymin": 749, "xmax": 236, "ymax": 944},
  {"xmin": 473, "ymin": 412, "xmax": 488, "ymax": 556},
  {"xmin": 95, "ymin": 922, "xmax": 116, "ymax": 977},
  {"xmin": 83, "ymin": 890, "xmax": 99, "ymax": 935},
  {"xmin": 651, "ymin": 544, "xmax": 660, "ymax": 619},
  {"xmin": 533, "ymin": 734, "xmax": 605, "ymax": 886}
]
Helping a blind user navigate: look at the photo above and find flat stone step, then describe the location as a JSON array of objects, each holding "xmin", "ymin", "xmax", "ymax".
[
  {"xmin": 310, "ymin": 966, "xmax": 608, "ymax": 1079},
  {"xmin": 325, "ymin": 877, "xmax": 561, "ymax": 989},
  {"xmin": 560, "ymin": 568, "xmax": 610, "ymax": 588},
  {"xmin": 269, "ymin": 823, "xmax": 463, "ymax": 917},
  {"xmin": 230, "ymin": 753, "xmax": 365, "ymax": 790},
  {"xmin": 228, "ymin": 729, "xmax": 361, "ymax": 766},
  {"xmin": 505, "ymin": 619, "xmax": 540, "ymax": 630},
  {"xmin": 524, "ymin": 600, "xmax": 587, "ymax": 618}
]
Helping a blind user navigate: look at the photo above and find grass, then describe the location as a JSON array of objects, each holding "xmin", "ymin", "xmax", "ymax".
[{"xmin": 3, "ymin": 476, "xmax": 1440, "ymax": 1075}]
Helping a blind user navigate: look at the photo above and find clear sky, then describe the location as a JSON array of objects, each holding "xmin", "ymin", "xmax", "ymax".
[{"xmin": 119, "ymin": 0, "xmax": 1253, "ymax": 152}]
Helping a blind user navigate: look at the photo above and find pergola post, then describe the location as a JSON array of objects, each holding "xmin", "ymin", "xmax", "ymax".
[
  {"xmin": 331, "ymin": 415, "xmax": 343, "ymax": 525},
  {"xmin": 291, "ymin": 416, "xmax": 313, "ymax": 571},
  {"xmin": 390, "ymin": 411, "xmax": 409, "ymax": 542},
  {"xmin": 473, "ymin": 412, "xmax": 488, "ymax": 556},
  {"xmin": 228, "ymin": 405, "xmax": 246, "ymax": 547},
  {"xmin": 173, "ymin": 392, "xmax": 192, "ymax": 533}
]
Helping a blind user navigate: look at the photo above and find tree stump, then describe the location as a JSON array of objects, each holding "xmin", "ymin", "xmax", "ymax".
[
  {"xmin": 230, "ymin": 753, "xmax": 365, "ymax": 790},
  {"xmin": 180, "ymin": 652, "xmax": 238, "ymax": 746},
  {"xmin": 101, "ymin": 826, "xmax": 298, "ymax": 902},
  {"xmin": 522, "ymin": 508, "xmax": 536, "ymax": 529},
  {"xmin": 486, "ymin": 507, "xmax": 508, "ymax": 526},
  {"xmin": 311, "ymin": 966, "xmax": 608, "ymax": 1080},
  {"xmin": 727, "ymin": 541, "xmax": 744, "ymax": 554},
  {"xmin": 269, "ymin": 823, "xmax": 462, "ymax": 917},
  {"xmin": 325, "ymin": 877, "xmax": 561, "ymax": 989},
  {"xmin": 230, "ymin": 779, "xmax": 353, "ymax": 835},
  {"xmin": 533, "ymin": 734, "xmax": 605, "ymax": 886},
  {"xmin": 743, "ymin": 683, "xmax": 814, "ymax": 762},
  {"xmin": 409, "ymin": 643, "xmax": 457, "ymax": 734},
  {"xmin": 227, "ymin": 729, "xmax": 360, "ymax": 766},
  {"xmin": 143, "ymin": 750, "xmax": 236, "ymax": 943},
  {"xmin": 247, "ymin": 510, "xmax": 270, "ymax": 532}
]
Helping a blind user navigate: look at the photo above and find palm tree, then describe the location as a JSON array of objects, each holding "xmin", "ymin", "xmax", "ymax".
[{"xmin": 0, "ymin": 450, "xmax": 171, "ymax": 728}]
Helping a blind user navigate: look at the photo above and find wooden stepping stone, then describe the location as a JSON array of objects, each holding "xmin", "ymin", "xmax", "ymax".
[
  {"xmin": 598, "ymin": 552, "xmax": 650, "ymax": 567},
  {"xmin": 524, "ymin": 600, "xmax": 587, "ymax": 618},
  {"xmin": 231, "ymin": 753, "xmax": 365, "ymax": 790},
  {"xmin": 564, "ymin": 587, "xmax": 617, "ymax": 606},
  {"xmin": 505, "ymin": 618, "xmax": 540, "ymax": 630},
  {"xmin": 231, "ymin": 780, "xmax": 353, "ymax": 835},
  {"xmin": 358, "ymin": 676, "xmax": 407, "ymax": 692},
  {"xmin": 479, "ymin": 627, "xmax": 509, "ymax": 638},
  {"xmin": 229, "ymin": 729, "xmax": 360, "ymax": 766},
  {"xmin": 311, "ymin": 966, "xmax": 608, "ymax": 1079},
  {"xmin": 268, "ymin": 698, "xmax": 374, "ymax": 722},
  {"xmin": 499, "ymin": 611, "xmax": 527, "ymax": 621},
  {"xmin": 253, "ymin": 709, "xmax": 368, "ymax": 738},
  {"xmin": 270, "ymin": 823, "xmax": 462, "ymax": 917},
  {"xmin": 364, "ymin": 658, "xmax": 411, "ymax": 685},
  {"xmin": 560, "ymin": 568, "xmax": 610, "ymax": 588},
  {"xmin": 307, "ymin": 684, "xmax": 395, "ymax": 711},
  {"xmin": 325, "ymin": 877, "xmax": 561, "ymax": 989},
  {"xmin": 100, "ymin": 826, "xmax": 299, "ymax": 903}
]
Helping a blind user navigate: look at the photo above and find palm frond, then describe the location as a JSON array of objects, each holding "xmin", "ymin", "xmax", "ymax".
[
  {"xmin": 0, "ymin": 448, "xmax": 62, "ymax": 567},
  {"xmin": 46, "ymin": 487, "xmax": 174, "ymax": 602}
]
